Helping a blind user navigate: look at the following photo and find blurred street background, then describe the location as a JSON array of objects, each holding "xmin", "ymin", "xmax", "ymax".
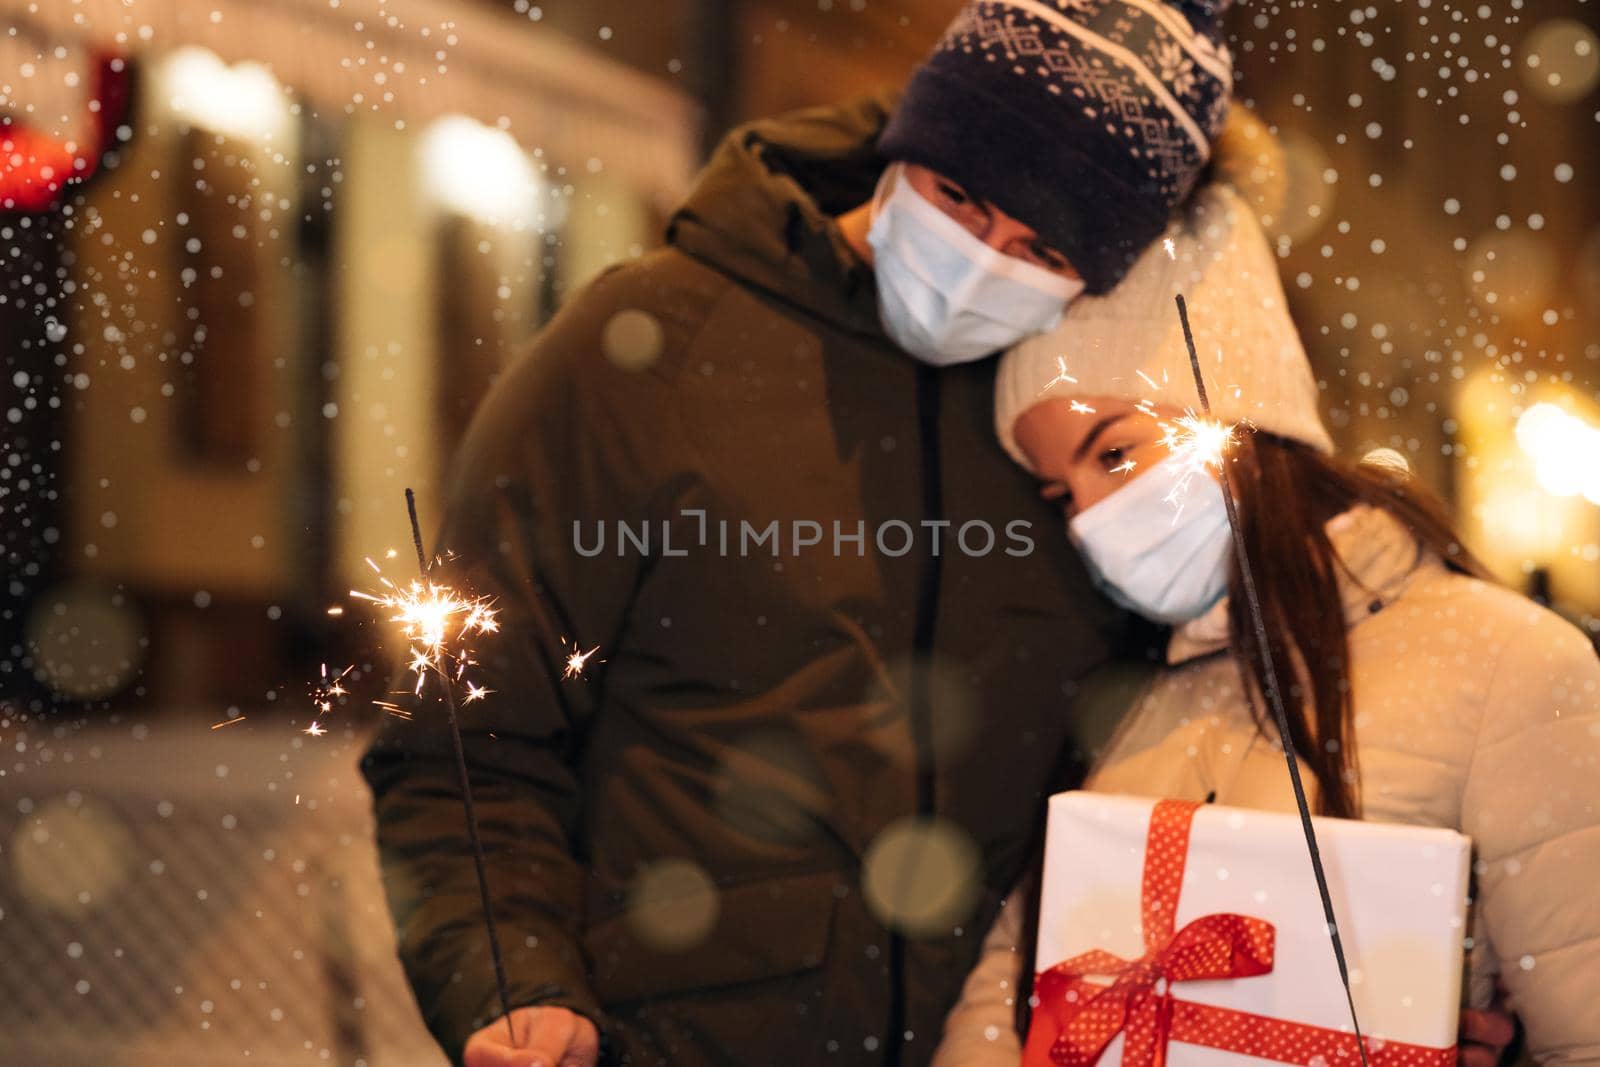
[{"xmin": 2, "ymin": 0, "xmax": 1598, "ymax": 1063}]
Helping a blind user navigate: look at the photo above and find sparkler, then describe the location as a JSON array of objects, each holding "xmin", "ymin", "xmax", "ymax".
[
  {"xmin": 1173, "ymin": 295, "xmax": 1372, "ymax": 1066},
  {"xmin": 395, "ymin": 486, "xmax": 520, "ymax": 1047},
  {"xmin": 563, "ymin": 642, "xmax": 600, "ymax": 681},
  {"xmin": 347, "ymin": 556, "xmax": 499, "ymax": 697},
  {"xmin": 1150, "ymin": 410, "xmax": 1237, "ymax": 520}
]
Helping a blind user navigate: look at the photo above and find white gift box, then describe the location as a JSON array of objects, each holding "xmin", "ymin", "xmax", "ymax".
[{"xmin": 1026, "ymin": 792, "xmax": 1471, "ymax": 1067}]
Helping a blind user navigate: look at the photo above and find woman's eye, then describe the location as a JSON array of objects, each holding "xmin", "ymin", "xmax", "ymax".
[{"xmin": 1097, "ymin": 448, "xmax": 1125, "ymax": 470}]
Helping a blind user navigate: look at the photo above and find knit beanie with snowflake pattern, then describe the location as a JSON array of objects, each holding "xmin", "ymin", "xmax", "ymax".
[{"xmin": 879, "ymin": 0, "xmax": 1235, "ymax": 295}]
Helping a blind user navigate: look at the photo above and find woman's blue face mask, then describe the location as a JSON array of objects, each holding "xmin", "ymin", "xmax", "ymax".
[
  {"xmin": 867, "ymin": 167, "xmax": 1085, "ymax": 366},
  {"xmin": 1068, "ymin": 453, "xmax": 1233, "ymax": 625}
]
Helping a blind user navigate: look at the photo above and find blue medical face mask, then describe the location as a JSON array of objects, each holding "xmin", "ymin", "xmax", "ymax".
[
  {"xmin": 866, "ymin": 167, "xmax": 1084, "ymax": 366},
  {"xmin": 1067, "ymin": 453, "xmax": 1234, "ymax": 625}
]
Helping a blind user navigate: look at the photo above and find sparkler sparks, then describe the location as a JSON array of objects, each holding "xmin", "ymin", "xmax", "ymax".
[
  {"xmin": 1110, "ymin": 459, "xmax": 1138, "ymax": 476},
  {"xmin": 563, "ymin": 642, "xmax": 601, "ymax": 680},
  {"xmin": 1044, "ymin": 356, "xmax": 1078, "ymax": 391},
  {"xmin": 312, "ymin": 662, "xmax": 353, "ymax": 715},
  {"xmin": 293, "ymin": 662, "xmax": 357, "ymax": 739},
  {"xmin": 372, "ymin": 699, "xmax": 413, "ymax": 720},
  {"xmin": 1161, "ymin": 411, "xmax": 1236, "ymax": 474},
  {"xmin": 349, "ymin": 559, "xmax": 499, "ymax": 698},
  {"xmin": 1157, "ymin": 411, "xmax": 1238, "ymax": 518},
  {"xmin": 1163, "ymin": 237, "xmax": 1176, "ymax": 260},
  {"xmin": 211, "ymin": 715, "xmax": 247, "ymax": 730},
  {"xmin": 1069, "ymin": 400, "xmax": 1097, "ymax": 415}
]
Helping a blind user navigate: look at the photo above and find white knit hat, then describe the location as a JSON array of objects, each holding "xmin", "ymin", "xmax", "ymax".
[{"xmin": 995, "ymin": 183, "xmax": 1333, "ymax": 471}]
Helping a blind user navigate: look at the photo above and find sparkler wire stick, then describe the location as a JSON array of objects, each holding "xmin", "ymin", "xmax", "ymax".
[
  {"xmin": 405, "ymin": 488, "xmax": 519, "ymax": 1048},
  {"xmin": 1173, "ymin": 297, "xmax": 1372, "ymax": 1066}
]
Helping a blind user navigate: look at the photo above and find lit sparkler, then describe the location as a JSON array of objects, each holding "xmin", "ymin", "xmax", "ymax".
[
  {"xmin": 1172, "ymin": 294, "xmax": 1372, "ymax": 1064},
  {"xmin": 309, "ymin": 489, "xmax": 599, "ymax": 1048},
  {"xmin": 348, "ymin": 555, "xmax": 499, "ymax": 697},
  {"xmin": 1160, "ymin": 411, "xmax": 1235, "ymax": 475},
  {"xmin": 563, "ymin": 641, "xmax": 601, "ymax": 681},
  {"xmin": 395, "ymin": 487, "xmax": 518, "ymax": 1047},
  {"xmin": 1153, "ymin": 410, "xmax": 1237, "ymax": 518}
]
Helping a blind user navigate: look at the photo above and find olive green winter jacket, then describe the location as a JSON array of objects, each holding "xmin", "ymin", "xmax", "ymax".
[{"xmin": 362, "ymin": 94, "xmax": 1125, "ymax": 1067}]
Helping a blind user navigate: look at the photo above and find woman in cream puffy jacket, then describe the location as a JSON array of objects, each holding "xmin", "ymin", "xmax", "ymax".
[{"xmin": 932, "ymin": 185, "xmax": 1600, "ymax": 1064}]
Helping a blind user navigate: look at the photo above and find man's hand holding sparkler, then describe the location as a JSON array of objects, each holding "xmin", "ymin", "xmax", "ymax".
[{"xmin": 464, "ymin": 1006, "xmax": 599, "ymax": 1067}]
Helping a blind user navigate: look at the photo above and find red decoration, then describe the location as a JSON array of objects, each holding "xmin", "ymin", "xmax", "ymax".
[
  {"xmin": 1023, "ymin": 799, "xmax": 1457, "ymax": 1067},
  {"xmin": 1, "ymin": 54, "xmax": 132, "ymax": 213}
]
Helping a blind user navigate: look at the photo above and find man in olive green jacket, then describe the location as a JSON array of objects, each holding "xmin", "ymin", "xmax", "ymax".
[{"xmin": 363, "ymin": 2, "xmax": 1238, "ymax": 1064}]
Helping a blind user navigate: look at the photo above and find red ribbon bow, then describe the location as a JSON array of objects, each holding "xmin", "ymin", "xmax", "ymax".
[
  {"xmin": 1022, "ymin": 799, "xmax": 1456, "ymax": 1067},
  {"xmin": 1024, "ymin": 799, "xmax": 1273, "ymax": 1067}
]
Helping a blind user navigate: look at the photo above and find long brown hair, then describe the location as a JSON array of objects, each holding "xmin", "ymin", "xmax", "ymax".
[{"xmin": 1224, "ymin": 431, "xmax": 1491, "ymax": 818}]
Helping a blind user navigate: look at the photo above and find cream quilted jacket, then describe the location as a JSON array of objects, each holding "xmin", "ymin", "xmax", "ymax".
[{"xmin": 932, "ymin": 505, "xmax": 1600, "ymax": 1064}]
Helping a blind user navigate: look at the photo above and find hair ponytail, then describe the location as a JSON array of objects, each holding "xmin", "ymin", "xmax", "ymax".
[{"xmin": 1225, "ymin": 432, "xmax": 1491, "ymax": 818}]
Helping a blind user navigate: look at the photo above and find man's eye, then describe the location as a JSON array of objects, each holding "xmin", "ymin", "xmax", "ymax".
[
  {"xmin": 1032, "ymin": 244, "xmax": 1070, "ymax": 271},
  {"xmin": 938, "ymin": 182, "xmax": 970, "ymax": 205},
  {"xmin": 1098, "ymin": 448, "xmax": 1125, "ymax": 470}
]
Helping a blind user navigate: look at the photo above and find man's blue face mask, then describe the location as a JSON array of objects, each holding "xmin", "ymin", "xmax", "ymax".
[{"xmin": 866, "ymin": 166, "xmax": 1085, "ymax": 366}]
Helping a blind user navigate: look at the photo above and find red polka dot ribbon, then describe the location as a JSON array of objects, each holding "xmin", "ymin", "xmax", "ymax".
[{"xmin": 1021, "ymin": 799, "xmax": 1455, "ymax": 1067}]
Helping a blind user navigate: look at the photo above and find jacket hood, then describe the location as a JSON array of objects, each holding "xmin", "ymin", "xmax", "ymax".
[
  {"xmin": 1167, "ymin": 504, "xmax": 1432, "ymax": 665},
  {"xmin": 666, "ymin": 94, "xmax": 894, "ymax": 338}
]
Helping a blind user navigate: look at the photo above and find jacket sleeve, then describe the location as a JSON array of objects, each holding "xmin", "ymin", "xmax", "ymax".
[
  {"xmin": 930, "ymin": 882, "xmax": 1030, "ymax": 1067},
  {"xmin": 1460, "ymin": 603, "xmax": 1600, "ymax": 1064},
  {"xmin": 360, "ymin": 280, "xmax": 679, "ymax": 1060}
]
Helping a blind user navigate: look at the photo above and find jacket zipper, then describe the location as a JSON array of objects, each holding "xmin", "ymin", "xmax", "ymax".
[{"xmin": 886, "ymin": 364, "xmax": 944, "ymax": 1067}]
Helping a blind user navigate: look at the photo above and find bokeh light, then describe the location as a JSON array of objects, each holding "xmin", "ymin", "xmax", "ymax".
[
  {"xmin": 420, "ymin": 115, "xmax": 546, "ymax": 228},
  {"xmin": 861, "ymin": 816, "xmax": 981, "ymax": 939},
  {"xmin": 1464, "ymin": 229, "xmax": 1558, "ymax": 316},
  {"xmin": 24, "ymin": 580, "xmax": 146, "ymax": 701},
  {"xmin": 1267, "ymin": 129, "xmax": 1335, "ymax": 245},
  {"xmin": 11, "ymin": 795, "xmax": 135, "ymax": 917},
  {"xmin": 601, "ymin": 309, "xmax": 665, "ymax": 371},
  {"xmin": 1519, "ymin": 19, "xmax": 1600, "ymax": 104},
  {"xmin": 624, "ymin": 858, "xmax": 720, "ymax": 953},
  {"xmin": 156, "ymin": 46, "xmax": 291, "ymax": 144},
  {"xmin": 711, "ymin": 728, "xmax": 828, "ymax": 846},
  {"xmin": 866, "ymin": 655, "xmax": 980, "ymax": 769},
  {"xmin": 1516, "ymin": 403, "xmax": 1600, "ymax": 503}
]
